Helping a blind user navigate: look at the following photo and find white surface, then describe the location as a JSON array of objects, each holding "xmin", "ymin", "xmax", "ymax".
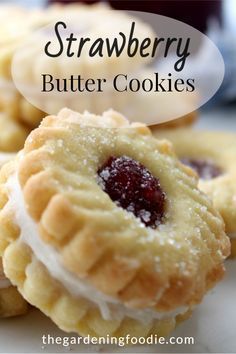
[{"xmin": 0, "ymin": 108, "xmax": 236, "ymax": 353}]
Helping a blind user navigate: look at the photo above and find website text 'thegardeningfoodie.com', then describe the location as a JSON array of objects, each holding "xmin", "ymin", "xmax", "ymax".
[{"xmin": 42, "ymin": 334, "xmax": 195, "ymax": 347}]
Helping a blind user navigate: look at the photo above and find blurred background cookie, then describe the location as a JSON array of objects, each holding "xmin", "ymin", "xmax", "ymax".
[
  {"xmin": 152, "ymin": 128, "xmax": 236, "ymax": 257},
  {"xmin": 151, "ymin": 111, "xmax": 198, "ymax": 130},
  {"xmin": 0, "ymin": 3, "xmax": 157, "ymax": 128},
  {"xmin": 0, "ymin": 112, "xmax": 29, "ymax": 169}
]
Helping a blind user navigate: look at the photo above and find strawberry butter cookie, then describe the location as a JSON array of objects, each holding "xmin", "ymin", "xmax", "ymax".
[{"xmin": 0, "ymin": 109, "xmax": 230, "ymax": 338}]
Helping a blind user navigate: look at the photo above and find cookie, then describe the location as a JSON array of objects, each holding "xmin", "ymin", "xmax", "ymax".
[
  {"xmin": 0, "ymin": 3, "xmax": 155, "ymax": 128},
  {"xmin": 0, "ymin": 111, "xmax": 29, "ymax": 169},
  {"xmin": 0, "ymin": 109, "xmax": 229, "ymax": 338},
  {"xmin": 0, "ymin": 5, "xmax": 31, "ymax": 45},
  {"xmin": 0, "ymin": 3, "xmax": 154, "ymax": 81},
  {"xmin": 0, "ymin": 5, "xmax": 44, "ymax": 78},
  {"xmin": 0, "ymin": 258, "xmax": 28, "ymax": 317},
  {"xmin": 0, "ymin": 110, "xmax": 29, "ymax": 317},
  {"xmin": 1, "ymin": 5, "xmax": 197, "ymax": 129},
  {"xmin": 152, "ymin": 128, "xmax": 236, "ymax": 257},
  {"xmin": 0, "ymin": 86, "xmax": 45, "ymax": 128},
  {"xmin": 151, "ymin": 111, "xmax": 198, "ymax": 130},
  {"xmin": 0, "ymin": 112, "xmax": 28, "ymax": 153}
]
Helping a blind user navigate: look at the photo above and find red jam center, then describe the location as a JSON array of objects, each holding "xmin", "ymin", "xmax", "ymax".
[
  {"xmin": 181, "ymin": 158, "xmax": 222, "ymax": 180},
  {"xmin": 97, "ymin": 156, "xmax": 165, "ymax": 228}
]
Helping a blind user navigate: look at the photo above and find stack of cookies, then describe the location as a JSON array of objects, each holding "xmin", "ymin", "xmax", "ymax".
[
  {"xmin": 0, "ymin": 108, "xmax": 230, "ymax": 337},
  {"xmin": 0, "ymin": 1, "xmax": 232, "ymax": 345}
]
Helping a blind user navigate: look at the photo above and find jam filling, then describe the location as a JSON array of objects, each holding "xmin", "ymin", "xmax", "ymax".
[
  {"xmin": 181, "ymin": 158, "xmax": 222, "ymax": 180},
  {"xmin": 97, "ymin": 156, "xmax": 165, "ymax": 228}
]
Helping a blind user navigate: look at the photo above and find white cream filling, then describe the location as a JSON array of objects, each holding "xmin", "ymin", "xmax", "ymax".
[{"xmin": 6, "ymin": 172, "xmax": 188, "ymax": 324}]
